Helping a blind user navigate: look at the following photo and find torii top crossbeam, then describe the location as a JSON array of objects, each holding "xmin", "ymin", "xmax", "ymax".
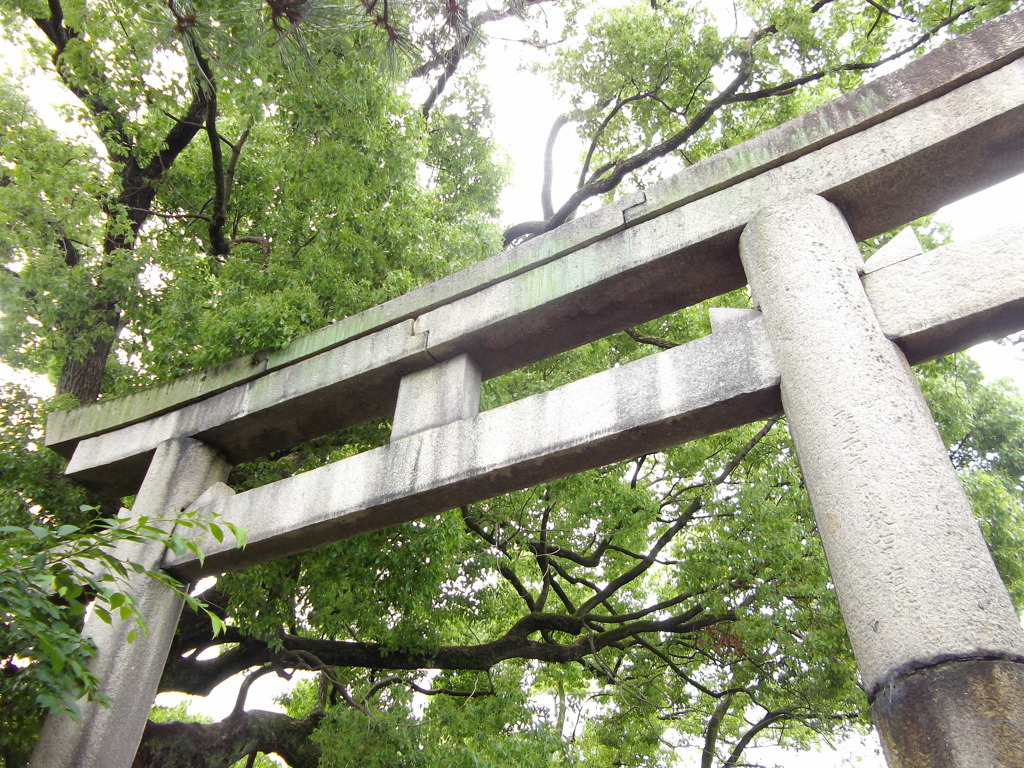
[
  {"xmin": 31, "ymin": 9, "xmax": 1024, "ymax": 768},
  {"xmin": 47, "ymin": 9, "xmax": 1024, "ymax": 499}
]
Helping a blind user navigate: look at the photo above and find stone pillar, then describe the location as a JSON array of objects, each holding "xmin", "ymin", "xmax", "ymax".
[
  {"xmin": 391, "ymin": 353, "xmax": 482, "ymax": 441},
  {"xmin": 739, "ymin": 194, "xmax": 1024, "ymax": 768},
  {"xmin": 30, "ymin": 438, "xmax": 230, "ymax": 768}
]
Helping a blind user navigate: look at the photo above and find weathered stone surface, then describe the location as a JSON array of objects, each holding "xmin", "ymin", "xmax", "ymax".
[
  {"xmin": 45, "ymin": 9, "xmax": 1024, "ymax": 459},
  {"xmin": 155, "ymin": 204, "xmax": 1024, "ymax": 579},
  {"xmin": 866, "ymin": 222, "xmax": 1024, "ymax": 363},
  {"xmin": 739, "ymin": 194, "xmax": 1024, "ymax": 698},
  {"xmin": 391, "ymin": 354, "xmax": 482, "ymax": 441},
  {"xmin": 708, "ymin": 308, "xmax": 762, "ymax": 333},
  {"xmin": 30, "ymin": 439, "xmax": 230, "ymax": 768},
  {"xmin": 62, "ymin": 320, "xmax": 431, "ymax": 494},
  {"xmin": 62, "ymin": 218, "xmax": 1024, "ymax": 496},
  {"xmin": 872, "ymin": 659, "xmax": 1024, "ymax": 768},
  {"xmin": 162, "ymin": 320, "xmax": 782, "ymax": 577},
  {"xmin": 863, "ymin": 227, "xmax": 923, "ymax": 274}
]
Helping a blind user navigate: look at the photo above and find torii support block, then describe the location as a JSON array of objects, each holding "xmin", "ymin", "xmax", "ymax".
[
  {"xmin": 390, "ymin": 353, "xmax": 482, "ymax": 441},
  {"xmin": 739, "ymin": 194, "xmax": 1024, "ymax": 768}
]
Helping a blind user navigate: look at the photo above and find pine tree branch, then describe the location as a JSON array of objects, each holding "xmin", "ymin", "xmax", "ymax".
[
  {"xmin": 413, "ymin": 0, "xmax": 560, "ymax": 78},
  {"xmin": 224, "ymin": 123, "xmax": 253, "ymax": 213},
  {"xmin": 417, "ymin": 0, "xmax": 562, "ymax": 118},
  {"xmin": 421, "ymin": 43, "xmax": 465, "ymax": 119}
]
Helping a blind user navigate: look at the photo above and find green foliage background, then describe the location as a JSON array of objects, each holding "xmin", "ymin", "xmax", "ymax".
[{"xmin": 1, "ymin": 0, "xmax": 1023, "ymax": 766}]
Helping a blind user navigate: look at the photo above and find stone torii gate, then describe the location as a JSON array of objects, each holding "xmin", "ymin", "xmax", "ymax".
[{"xmin": 30, "ymin": 9, "xmax": 1024, "ymax": 768}]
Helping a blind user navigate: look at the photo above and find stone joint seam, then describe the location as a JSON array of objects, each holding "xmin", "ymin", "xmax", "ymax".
[
  {"xmin": 413, "ymin": 321, "xmax": 440, "ymax": 365},
  {"xmin": 867, "ymin": 652, "xmax": 1024, "ymax": 703}
]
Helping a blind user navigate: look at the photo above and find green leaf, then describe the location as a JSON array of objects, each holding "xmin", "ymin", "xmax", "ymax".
[
  {"xmin": 185, "ymin": 539, "xmax": 206, "ymax": 566},
  {"xmin": 209, "ymin": 522, "xmax": 224, "ymax": 543},
  {"xmin": 208, "ymin": 613, "xmax": 225, "ymax": 637},
  {"xmin": 167, "ymin": 532, "xmax": 187, "ymax": 556}
]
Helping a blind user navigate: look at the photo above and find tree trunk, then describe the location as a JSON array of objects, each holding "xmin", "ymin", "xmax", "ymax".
[
  {"xmin": 135, "ymin": 712, "xmax": 323, "ymax": 768},
  {"xmin": 56, "ymin": 308, "xmax": 120, "ymax": 404}
]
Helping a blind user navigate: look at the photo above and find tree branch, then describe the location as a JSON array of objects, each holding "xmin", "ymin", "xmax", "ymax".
[
  {"xmin": 528, "ymin": 536, "xmax": 613, "ymax": 568},
  {"xmin": 413, "ymin": 0, "xmax": 559, "ymax": 78},
  {"xmin": 575, "ymin": 418, "xmax": 776, "ymax": 616},
  {"xmin": 409, "ymin": 681, "xmax": 494, "ymax": 697},
  {"xmin": 577, "ymin": 91, "xmax": 653, "ymax": 189},
  {"xmin": 701, "ymin": 693, "xmax": 735, "ymax": 768},
  {"xmin": 421, "ymin": 43, "xmax": 465, "ymax": 119},
  {"xmin": 533, "ymin": 498, "xmax": 553, "ymax": 611},
  {"xmin": 161, "ymin": 601, "xmax": 744, "ymax": 699},
  {"xmin": 574, "ymin": 496, "xmax": 703, "ymax": 616},
  {"xmin": 542, "ymin": 115, "xmax": 569, "ymax": 219},
  {"xmin": 583, "ymin": 590, "xmax": 696, "ymax": 624},
  {"xmin": 186, "ymin": 47, "xmax": 229, "ymax": 257},
  {"xmin": 625, "ymin": 327, "xmax": 678, "ymax": 350},
  {"xmin": 33, "ymin": 0, "xmax": 134, "ymax": 161},
  {"xmin": 722, "ymin": 706, "xmax": 798, "ymax": 767},
  {"xmin": 463, "ymin": 506, "xmax": 539, "ymax": 612},
  {"xmin": 504, "ymin": 3, "xmax": 969, "ymax": 246},
  {"xmin": 504, "ymin": 39, "xmax": 756, "ymax": 245},
  {"xmin": 282, "ymin": 649, "xmax": 372, "ymax": 716},
  {"xmin": 234, "ymin": 236, "xmax": 271, "ymax": 258},
  {"xmin": 138, "ymin": 710, "xmax": 323, "ymax": 768},
  {"xmin": 224, "ymin": 123, "xmax": 253, "ymax": 214},
  {"xmin": 229, "ymin": 665, "xmax": 289, "ymax": 719}
]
